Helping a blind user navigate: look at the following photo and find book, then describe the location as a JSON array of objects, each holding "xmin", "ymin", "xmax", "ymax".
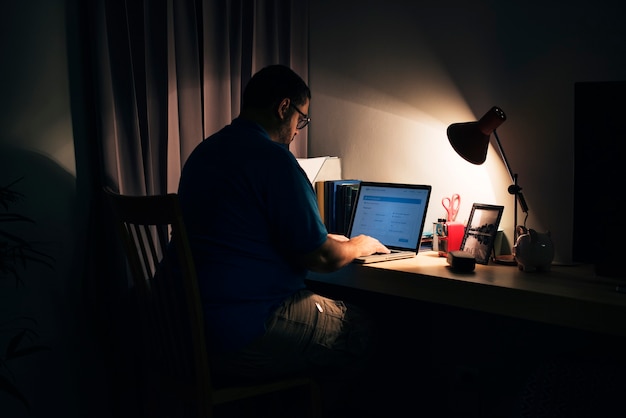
[
  {"xmin": 315, "ymin": 181, "xmax": 326, "ymax": 225},
  {"xmin": 315, "ymin": 180, "xmax": 360, "ymax": 235},
  {"xmin": 335, "ymin": 182, "xmax": 360, "ymax": 235}
]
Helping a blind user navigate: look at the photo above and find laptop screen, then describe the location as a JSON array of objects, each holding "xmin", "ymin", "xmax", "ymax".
[{"xmin": 347, "ymin": 182, "xmax": 432, "ymax": 251}]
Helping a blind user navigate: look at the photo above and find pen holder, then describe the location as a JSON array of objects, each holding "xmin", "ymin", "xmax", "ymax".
[
  {"xmin": 446, "ymin": 222, "xmax": 465, "ymax": 253},
  {"xmin": 433, "ymin": 220, "xmax": 446, "ymax": 255},
  {"xmin": 434, "ymin": 221, "xmax": 465, "ymax": 257}
]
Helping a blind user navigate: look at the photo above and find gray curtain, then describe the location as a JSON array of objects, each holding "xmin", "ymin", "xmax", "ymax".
[
  {"xmin": 67, "ymin": 0, "xmax": 308, "ymax": 414},
  {"xmin": 92, "ymin": 0, "xmax": 309, "ymax": 196}
]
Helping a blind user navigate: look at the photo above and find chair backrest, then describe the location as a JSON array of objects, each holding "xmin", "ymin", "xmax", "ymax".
[{"xmin": 103, "ymin": 187, "xmax": 211, "ymax": 417}]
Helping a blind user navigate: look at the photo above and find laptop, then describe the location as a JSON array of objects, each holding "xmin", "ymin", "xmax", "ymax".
[{"xmin": 346, "ymin": 182, "xmax": 432, "ymax": 264}]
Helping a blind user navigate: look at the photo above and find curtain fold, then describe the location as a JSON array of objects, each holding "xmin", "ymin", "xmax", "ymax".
[
  {"xmin": 69, "ymin": 0, "xmax": 309, "ymax": 414},
  {"xmin": 93, "ymin": 0, "xmax": 309, "ymax": 197}
]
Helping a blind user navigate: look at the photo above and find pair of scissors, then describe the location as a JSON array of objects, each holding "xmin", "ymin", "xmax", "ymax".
[{"xmin": 442, "ymin": 193, "xmax": 461, "ymax": 222}]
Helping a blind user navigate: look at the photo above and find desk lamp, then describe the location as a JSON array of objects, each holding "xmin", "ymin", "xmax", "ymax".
[{"xmin": 446, "ymin": 106, "xmax": 529, "ymax": 256}]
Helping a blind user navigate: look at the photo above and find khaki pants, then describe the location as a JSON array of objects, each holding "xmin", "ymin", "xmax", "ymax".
[
  {"xmin": 211, "ymin": 288, "xmax": 374, "ymax": 414},
  {"xmin": 213, "ymin": 288, "xmax": 372, "ymax": 380}
]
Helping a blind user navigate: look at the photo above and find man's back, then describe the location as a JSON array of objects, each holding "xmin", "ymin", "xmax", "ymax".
[{"xmin": 177, "ymin": 117, "xmax": 327, "ymax": 353}]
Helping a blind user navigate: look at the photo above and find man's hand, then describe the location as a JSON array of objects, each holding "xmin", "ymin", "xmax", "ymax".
[
  {"xmin": 301, "ymin": 233, "xmax": 390, "ymax": 273},
  {"xmin": 347, "ymin": 234, "xmax": 390, "ymax": 257}
]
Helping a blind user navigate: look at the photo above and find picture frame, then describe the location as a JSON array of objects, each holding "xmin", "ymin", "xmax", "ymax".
[{"xmin": 460, "ymin": 203, "xmax": 504, "ymax": 265}]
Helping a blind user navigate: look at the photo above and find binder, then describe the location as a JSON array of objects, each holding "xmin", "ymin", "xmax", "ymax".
[{"xmin": 314, "ymin": 179, "xmax": 360, "ymax": 235}]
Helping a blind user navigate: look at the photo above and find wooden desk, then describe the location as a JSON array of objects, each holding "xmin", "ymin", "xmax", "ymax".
[{"xmin": 306, "ymin": 251, "xmax": 626, "ymax": 338}]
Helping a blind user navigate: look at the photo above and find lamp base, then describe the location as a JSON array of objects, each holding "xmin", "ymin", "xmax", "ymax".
[{"xmin": 493, "ymin": 254, "xmax": 517, "ymax": 266}]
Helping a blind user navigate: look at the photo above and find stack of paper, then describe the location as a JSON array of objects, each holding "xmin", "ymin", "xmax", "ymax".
[{"xmin": 296, "ymin": 156, "xmax": 342, "ymax": 184}]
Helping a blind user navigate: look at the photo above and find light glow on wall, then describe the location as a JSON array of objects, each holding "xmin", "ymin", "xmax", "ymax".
[{"xmin": 309, "ymin": 72, "xmax": 516, "ymax": 246}]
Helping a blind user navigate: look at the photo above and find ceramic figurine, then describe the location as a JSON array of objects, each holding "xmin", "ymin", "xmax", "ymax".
[{"xmin": 513, "ymin": 227, "xmax": 554, "ymax": 272}]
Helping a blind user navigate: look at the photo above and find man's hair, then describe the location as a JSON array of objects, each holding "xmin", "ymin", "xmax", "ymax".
[{"xmin": 242, "ymin": 65, "xmax": 311, "ymax": 111}]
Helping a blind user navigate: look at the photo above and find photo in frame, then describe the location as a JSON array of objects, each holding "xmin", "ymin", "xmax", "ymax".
[{"xmin": 460, "ymin": 203, "xmax": 504, "ymax": 264}]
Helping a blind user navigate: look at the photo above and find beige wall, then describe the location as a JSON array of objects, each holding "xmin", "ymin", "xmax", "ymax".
[{"xmin": 309, "ymin": 1, "xmax": 626, "ymax": 264}]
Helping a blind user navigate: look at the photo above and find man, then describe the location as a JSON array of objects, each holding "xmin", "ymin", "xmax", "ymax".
[{"xmin": 177, "ymin": 65, "xmax": 388, "ymax": 392}]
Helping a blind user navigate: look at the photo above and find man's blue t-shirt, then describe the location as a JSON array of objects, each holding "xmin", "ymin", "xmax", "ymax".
[{"xmin": 177, "ymin": 117, "xmax": 328, "ymax": 353}]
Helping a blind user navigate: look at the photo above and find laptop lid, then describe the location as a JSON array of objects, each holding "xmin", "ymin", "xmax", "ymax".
[{"xmin": 346, "ymin": 182, "xmax": 432, "ymax": 263}]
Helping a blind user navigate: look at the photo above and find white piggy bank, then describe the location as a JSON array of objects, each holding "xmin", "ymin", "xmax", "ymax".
[{"xmin": 513, "ymin": 227, "xmax": 554, "ymax": 272}]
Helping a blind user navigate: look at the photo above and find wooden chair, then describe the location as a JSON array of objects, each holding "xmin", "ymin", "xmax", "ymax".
[{"xmin": 103, "ymin": 187, "xmax": 321, "ymax": 418}]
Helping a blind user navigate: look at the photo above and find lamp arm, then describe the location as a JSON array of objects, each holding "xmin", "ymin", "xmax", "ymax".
[
  {"xmin": 492, "ymin": 129, "xmax": 514, "ymax": 185},
  {"xmin": 493, "ymin": 129, "xmax": 529, "ymax": 214},
  {"xmin": 508, "ymin": 180, "xmax": 530, "ymax": 214}
]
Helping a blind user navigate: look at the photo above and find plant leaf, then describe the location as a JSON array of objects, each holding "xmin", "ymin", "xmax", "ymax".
[
  {"xmin": 4, "ymin": 329, "xmax": 50, "ymax": 360},
  {"xmin": 6, "ymin": 330, "xmax": 27, "ymax": 357},
  {"xmin": 0, "ymin": 213, "xmax": 35, "ymax": 223},
  {"xmin": 0, "ymin": 177, "xmax": 25, "ymax": 211},
  {"xmin": 0, "ymin": 374, "xmax": 30, "ymax": 409},
  {"xmin": 6, "ymin": 345, "xmax": 51, "ymax": 360},
  {"xmin": 0, "ymin": 229, "xmax": 34, "ymax": 245}
]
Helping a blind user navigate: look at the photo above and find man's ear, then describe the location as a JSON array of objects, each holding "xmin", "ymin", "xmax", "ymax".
[{"xmin": 277, "ymin": 98, "xmax": 290, "ymax": 120}]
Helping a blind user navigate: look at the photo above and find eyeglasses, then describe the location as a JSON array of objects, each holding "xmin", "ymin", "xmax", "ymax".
[{"xmin": 290, "ymin": 104, "xmax": 311, "ymax": 130}]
